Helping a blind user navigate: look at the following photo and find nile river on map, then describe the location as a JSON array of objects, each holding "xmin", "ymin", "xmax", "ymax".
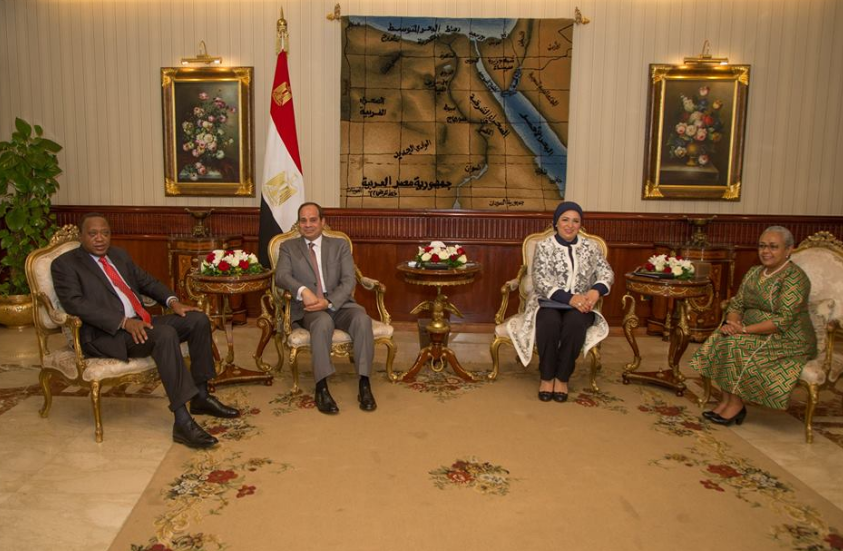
[{"xmin": 340, "ymin": 16, "xmax": 574, "ymax": 211}]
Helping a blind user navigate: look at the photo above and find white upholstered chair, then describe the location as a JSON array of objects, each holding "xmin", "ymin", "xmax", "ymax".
[
  {"xmin": 700, "ymin": 231, "xmax": 843, "ymax": 443},
  {"xmin": 266, "ymin": 226, "xmax": 397, "ymax": 393},
  {"xmin": 489, "ymin": 227, "xmax": 607, "ymax": 389},
  {"xmin": 25, "ymin": 225, "xmax": 189, "ymax": 442}
]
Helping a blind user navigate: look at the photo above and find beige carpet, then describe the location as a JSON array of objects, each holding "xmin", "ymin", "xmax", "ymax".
[{"xmin": 106, "ymin": 354, "xmax": 843, "ymax": 551}]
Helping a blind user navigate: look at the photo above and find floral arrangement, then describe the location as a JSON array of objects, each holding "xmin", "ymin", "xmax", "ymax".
[
  {"xmin": 179, "ymin": 91, "xmax": 237, "ymax": 181},
  {"xmin": 413, "ymin": 241, "xmax": 468, "ymax": 268},
  {"xmin": 641, "ymin": 254, "xmax": 695, "ymax": 280},
  {"xmin": 200, "ymin": 249, "xmax": 263, "ymax": 276},
  {"xmin": 665, "ymin": 85, "xmax": 726, "ymax": 167}
]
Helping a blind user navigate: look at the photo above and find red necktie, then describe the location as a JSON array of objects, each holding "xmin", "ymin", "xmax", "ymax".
[
  {"xmin": 308, "ymin": 243, "xmax": 325, "ymax": 299},
  {"xmin": 99, "ymin": 256, "xmax": 152, "ymax": 324}
]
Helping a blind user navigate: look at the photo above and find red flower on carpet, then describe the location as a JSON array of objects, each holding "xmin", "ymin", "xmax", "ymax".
[
  {"xmin": 206, "ymin": 469, "xmax": 237, "ymax": 484},
  {"xmin": 148, "ymin": 544, "xmax": 172, "ymax": 551},
  {"xmin": 410, "ymin": 383, "xmax": 425, "ymax": 390},
  {"xmin": 681, "ymin": 421, "xmax": 703, "ymax": 431},
  {"xmin": 249, "ymin": 408, "xmax": 261, "ymax": 415},
  {"xmin": 447, "ymin": 470, "xmax": 474, "ymax": 484},
  {"xmin": 707, "ymin": 464, "xmax": 741, "ymax": 478},
  {"xmin": 700, "ymin": 479, "xmax": 725, "ymax": 492},
  {"xmin": 576, "ymin": 396, "xmax": 597, "ymax": 407},
  {"xmin": 298, "ymin": 396, "xmax": 316, "ymax": 409},
  {"xmin": 655, "ymin": 405, "xmax": 683, "ymax": 416},
  {"xmin": 638, "ymin": 406, "xmax": 650, "ymax": 412},
  {"xmin": 207, "ymin": 426, "xmax": 228, "ymax": 435},
  {"xmin": 825, "ymin": 533, "xmax": 843, "ymax": 549},
  {"xmin": 236, "ymin": 484, "xmax": 256, "ymax": 498}
]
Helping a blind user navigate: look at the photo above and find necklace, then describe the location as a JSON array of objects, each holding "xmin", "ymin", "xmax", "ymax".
[{"xmin": 760, "ymin": 260, "xmax": 789, "ymax": 280}]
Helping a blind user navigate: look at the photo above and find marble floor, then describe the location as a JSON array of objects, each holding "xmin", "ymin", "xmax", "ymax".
[{"xmin": 0, "ymin": 322, "xmax": 841, "ymax": 550}]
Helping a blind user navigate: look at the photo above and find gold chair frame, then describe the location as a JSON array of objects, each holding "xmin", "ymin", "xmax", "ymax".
[
  {"xmin": 265, "ymin": 225, "xmax": 397, "ymax": 393},
  {"xmin": 24, "ymin": 225, "xmax": 189, "ymax": 442},
  {"xmin": 699, "ymin": 231, "xmax": 843, "ymax": 443},
  {"xmin": 489, "ymin": 227, "xmax": 607, "ymax": 389}
]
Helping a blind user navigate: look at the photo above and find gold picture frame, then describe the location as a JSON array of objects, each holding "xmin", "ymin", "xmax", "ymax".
[
  {"xmin": 162, "ymin": 67, "xmax": 255, "ymax": 197},
  {"xmin": 642, "ymin": 63, "xmax": 750, "ymax": 200}
]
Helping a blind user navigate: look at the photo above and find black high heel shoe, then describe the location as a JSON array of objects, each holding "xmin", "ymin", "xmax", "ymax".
[
  {"xmin": 702, "ymin": 410, "xmax": 722, "ymax": 421},
  {"xmin": 538, "ymin": 391, "xmax": 553, "ymax": 402},
  {"xmin": 710, "ymin": 406, "xmax": 747, "ymax": 426}
]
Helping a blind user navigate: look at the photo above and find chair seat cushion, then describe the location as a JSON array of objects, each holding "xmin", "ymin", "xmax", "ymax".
[
  {"xmin": 800, "ymin": 358, "xmax": 827, "ymax": 386},
  {"xmin": 288, "ymin": 320, "xmax": 394, "ymax": 347},
  {"xmin": 495, "ymin": 322, "xmax": 511, "ymax": 339},
  {"xmin": 44, "ymin": 343, "xmax": 189, "ymax": 382}
]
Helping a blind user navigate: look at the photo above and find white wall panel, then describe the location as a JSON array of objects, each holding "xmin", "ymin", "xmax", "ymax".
[{"xmin": 0, "ymin": 0, "xmax": 841, "ymax": 215}]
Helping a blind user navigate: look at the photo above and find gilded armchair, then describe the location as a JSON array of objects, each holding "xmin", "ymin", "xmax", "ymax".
[
  {"xmin": 24, "ymin": 225, "xmax": 189, "ymax": 442},
  {"xmin": 699, "ymin": 231, "xmax": 843, "ymax": 443},
  {"xmin": 265, "ymin": 226, "xmax": 397, "ymax": 393},
  {"xmin": 489, "ymin": 227, "xmax": 607, "ymax": 388}
]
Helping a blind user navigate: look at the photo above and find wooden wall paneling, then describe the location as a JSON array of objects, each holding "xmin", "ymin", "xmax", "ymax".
[{"xmin": 51, "ymin": 206, "xmax": 843, "ymax": 327}]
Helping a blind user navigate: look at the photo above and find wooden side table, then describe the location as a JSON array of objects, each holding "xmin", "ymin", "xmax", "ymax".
[
  {"xmin": 168, "ymin": 235, "xmax": 246, "ymax": 325},
  {"xmin": 396, "ymin": 262, "xmax": 482, "ymax": 382},
  {"xmin": 648, "ymin": 242, "xmax": 734, "ymax": 342},
  {"xmin": 187, "ymin": 270, "xmax": 275, "ymax": 390},
  {"xmin": 622, "ymin": 272, "xmax": 713, "ymax": 396}
]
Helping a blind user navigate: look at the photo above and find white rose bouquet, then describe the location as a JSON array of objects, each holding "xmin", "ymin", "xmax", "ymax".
[
  {"xmin": 641, "ymin": 254, "xmax": 695, "ymax": 280},
  {"xmin": 200, "ymin": 249, "xmax": 264, "ymax": 276},
  {"xmin": 413, "ymin": 241, "xmax": 468, "ymax": 269}
]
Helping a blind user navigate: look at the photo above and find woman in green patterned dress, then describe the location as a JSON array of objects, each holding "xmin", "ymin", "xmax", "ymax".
[{"xmin": 690, "ymin": 226, "xmax": 816, "ymax": 425}]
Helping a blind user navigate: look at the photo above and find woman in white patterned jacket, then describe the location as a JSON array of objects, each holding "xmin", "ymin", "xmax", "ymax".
[{"xmin": 506, "ymin": 202, "xmax": 614, "ymax": 402}]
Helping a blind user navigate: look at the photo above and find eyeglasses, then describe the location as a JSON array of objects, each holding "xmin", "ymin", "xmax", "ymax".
[{"xmin": 757, "ymin": 244, "xmax": 781, "ymax": 251}]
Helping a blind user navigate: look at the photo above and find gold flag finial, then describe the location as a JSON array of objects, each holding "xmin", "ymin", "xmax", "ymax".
[
  {"xmin": 276, "ymin": 7, "xmax": 289, "ymax": 54},
  {"xmin": 574, "ymin": 7, "xmax": 591, "ymax": 25},
  {"xmin": 327, "ymin": 3, "xmax": 341, "ymax": 21}
]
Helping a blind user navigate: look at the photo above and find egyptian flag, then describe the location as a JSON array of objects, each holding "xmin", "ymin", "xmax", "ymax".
[{"xmin": 258, "ymin": 15, "xmax": 304, "ymax": 268}]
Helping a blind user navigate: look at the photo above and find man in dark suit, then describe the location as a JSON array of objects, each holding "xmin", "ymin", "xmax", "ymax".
[
  {"xmin": 275, "ymin": 202, "xmax": 376, "ymax": 414},
  {"xmin": 51, "ymin": 213, "xmax": 239, "ymax": 448}
]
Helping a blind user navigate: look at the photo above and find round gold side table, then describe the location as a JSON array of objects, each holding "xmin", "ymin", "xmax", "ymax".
[
  {"xmin": 396, "ymin": 261, "xmax": 482, "ymax": 382},
  {"xmin": 187, "ymin": 269, "xmax": 275, "ymax": 390},
  {"xmin": 621, "ymin": 272, "xmax": 713, "ymax": 396}
]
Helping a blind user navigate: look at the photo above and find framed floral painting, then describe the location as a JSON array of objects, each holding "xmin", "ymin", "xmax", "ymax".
[
  {"xmin": 161, "ymin": 67, "xmax": 255, "ymax": 196},
  {"xmin": 642, "ymin": 63, "xmax": 750, "ymax": 200}
]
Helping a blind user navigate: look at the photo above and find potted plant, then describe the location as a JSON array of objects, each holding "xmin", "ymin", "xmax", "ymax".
[{"xmin": 0, "ymin": 118, "xmax": 62, "ymax": 329}]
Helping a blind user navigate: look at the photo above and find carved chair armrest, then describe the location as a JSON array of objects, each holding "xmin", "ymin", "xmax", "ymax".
[
  {"xmin": 35, "ymin": 291, "xmax": 89, "ymax": 379},
  {"xmin": 495, "ymin": 265, "xmax": 527, "ymax": 324},
  {"xmin": 271, "ymin": 288, "xmax": 293, "ymax": 336},
  {"xmin": 356, "ymin": 267, "xmax": 392, "ymax": 325}
]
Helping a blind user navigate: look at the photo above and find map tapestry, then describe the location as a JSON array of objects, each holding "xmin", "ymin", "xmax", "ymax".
[{"xmin": 340, "ymin": 17, "xmax": 574, "ymax": 211}]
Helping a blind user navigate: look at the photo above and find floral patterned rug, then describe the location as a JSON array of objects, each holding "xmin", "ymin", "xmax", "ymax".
[{"xmin": 103, "ymin": 363, "xmax": 843, "ymax": 551}]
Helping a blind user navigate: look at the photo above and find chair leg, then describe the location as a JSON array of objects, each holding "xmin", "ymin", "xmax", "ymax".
[
  {"xmin": 698, "ymin": 377, "xmax": 713, "ymax": 408},
  {"xmin": 589, "ymin": 347, "xmax": 601, "ymax": 393},
  {"xmin": 489, "ymin": 338, "xmax": 504, "ymax": 381},
  {"xmin": 38, "ymin": 370, "xmax": 53, "ymax": 418},
  {"xmin": 381, "ymin": 340, "xmax": 398, "ymax": 382},
  {"xmin": 289, "ymin": 348, "xmax": 300, "ymax": 394},
  {"xmin": 272, "ymin": 333, "xmax": 285, "ymax": 372},
  {"xmin": 804, "ymin": 383, "xmax": 819, "ymax": 444},
  {"xmin": 90, "ymin": 380, "xmax": 104, "ymax": 443}
]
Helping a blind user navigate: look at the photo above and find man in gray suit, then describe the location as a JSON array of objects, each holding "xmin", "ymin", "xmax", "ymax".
[
  {"xmin": 51, "ymin": 213, "xmax": 239, "ymax": 448},
  {"xmin": 275, "ymin": 202, "xmax": 376, "ymax": 414}
]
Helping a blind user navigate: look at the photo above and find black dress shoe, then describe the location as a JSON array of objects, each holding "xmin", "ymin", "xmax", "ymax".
[
  {"xmin": 358, "ymin": 382, "xmax": 377, "ymax": 411},
  {"xmin": 709, "ymin": 406, "xmax": 747, "ymax": 426},
  {"xmin": 552, "ymin": 392, "xmax": 568, "ymax": 403},
  {"xmin": 315, "ymin": 387, "xmax": 339, "ymax": 414},
  {"xmin": 538, "ymin": 391, "xmax": 553, "ymax": 402},
  {"xmin": 702, "ymin": 410, "xmax": 722, "ymax": 421},
  {"xmin": 190, "ymin": 395, "xmax": 240, "ymax": 418},
  {"xmin": 173, "ymin": 418, "xmax": 219, "ymax": 449}
]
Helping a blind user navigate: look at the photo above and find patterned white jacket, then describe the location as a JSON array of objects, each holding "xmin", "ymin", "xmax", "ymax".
[{"xmin": 506, "ymin": 234, "xmax": 615, "ymax": 365}]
